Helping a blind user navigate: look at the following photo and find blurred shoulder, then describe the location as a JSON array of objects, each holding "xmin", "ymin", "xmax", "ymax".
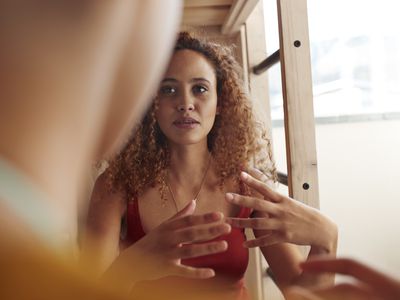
[{"xmin": 89, "ymin": 171, "xmax": 126, "ymax": 215}]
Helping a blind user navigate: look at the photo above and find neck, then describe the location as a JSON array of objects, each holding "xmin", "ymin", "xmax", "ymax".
[{"xmin": 168, "ymin": 142, "xmax": 211, "ymax": 187}]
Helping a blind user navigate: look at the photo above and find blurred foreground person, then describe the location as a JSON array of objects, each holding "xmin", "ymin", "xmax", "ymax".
[
  {"xmin": 285, "ymin": 258, "xmax": 400, "ymax": 300},
  {"xmin": 0, "ymin": 1, "xmax": 229, "ymax": 299}
]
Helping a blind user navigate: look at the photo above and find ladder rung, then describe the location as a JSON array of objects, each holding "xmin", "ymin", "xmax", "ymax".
[
  {"xmin": 277, "ymin": 171, "xmax": 288, "ymax": 186},
  {"xmin": 252, "ymin": 49, "xmax": 280, "ymax": 74}
]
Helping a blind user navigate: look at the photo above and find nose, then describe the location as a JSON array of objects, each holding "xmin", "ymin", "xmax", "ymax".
[
  {"xmin": 177, "ymin": 103, "xmax": 195, "ymax": 112},
  {"xmin": 177, "ymin": 90, "xmax": 195, "ymax": 112}
]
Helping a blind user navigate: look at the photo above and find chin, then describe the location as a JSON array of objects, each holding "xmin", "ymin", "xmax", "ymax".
[{"xmin": 168, "ymin": 134, "xmax": 207, "ymax": 146}]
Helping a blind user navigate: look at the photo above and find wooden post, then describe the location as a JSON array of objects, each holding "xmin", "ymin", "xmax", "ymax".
[
  {"xmin": 241, "ymin": 2, "xmax": 279, "ymax": 299},
  {"xmin": 277, "ymin": 0, "xmax": 319, "ymax": 209}
]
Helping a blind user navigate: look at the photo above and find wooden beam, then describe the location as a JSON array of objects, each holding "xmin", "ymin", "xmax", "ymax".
[
  {"xmin": 221, "ymin": 0, "xmax": 259, "ymax": 34},
  {"xmin": 242, "ymin": 2, "xmax": 271, "ymax": 300},
  {"xmin": 277, "ymin": 0, "xmax": 320, "ymax": 208},
  {"xmin": 184, "ymin": 0, "xmax": 233, "ymax": 8},
  {"xmin": 182, "ymin": 6, "xmax": 230, "ymax": 26}
]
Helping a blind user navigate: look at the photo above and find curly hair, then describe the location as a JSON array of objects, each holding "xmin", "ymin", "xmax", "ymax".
[{"xmin": 106, "ymin": 31, "xmax": 277, "ymax": 200}]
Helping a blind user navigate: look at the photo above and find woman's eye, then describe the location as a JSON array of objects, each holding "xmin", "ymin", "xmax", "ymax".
[
  {"xmin": 159, "ymin": 86, "xmax": 176, "ymax": 95},
  {"xmin": 193, "ymin": 85, "xmax": 208, "ymax": 94}
]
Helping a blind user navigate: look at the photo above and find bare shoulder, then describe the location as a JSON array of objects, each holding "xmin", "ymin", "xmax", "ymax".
[
  {"xmin": 86, "ymin": 171, "xmax": 126, "ymax": 232},
  {"xmin": 91, "ymin": 172, "xmax": 125, "ymax": 208}
]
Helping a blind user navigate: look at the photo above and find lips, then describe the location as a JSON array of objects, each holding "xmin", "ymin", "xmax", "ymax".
[
  {"xmin": 173, "ymin": 117, "xmax": 200, "ymax": 129},
  {"xmin": 173, "ymin": 117, "xmax": 199, "ymax": 125}
]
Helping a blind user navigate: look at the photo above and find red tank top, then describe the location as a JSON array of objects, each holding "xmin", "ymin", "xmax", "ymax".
[{"xmin": 123, "ymin": 197, "xmax": 252, "ymax": 300}]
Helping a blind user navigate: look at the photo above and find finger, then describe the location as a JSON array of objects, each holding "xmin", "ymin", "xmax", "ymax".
[
  {"xmin": 301, "ymin": 258, "xmax": 399, "ymax": 290},
  {"xmin": 284, "ymin": 287, "xmax": 323, "ymax": 300},
  {"xmin": 247, "ymin": 167, "xmax": 270, "ymax": 184},
  {"xmin": 172, "ymin": 240, "xmax": 228, "ymax": 260},
  {"xmin": 165, "ymin": 211, "xmax": 224, "ymax": 231},
  {"xmin": 225, "ymin": 193, "xmax": 279, "ymax": 214},
  {"xmin": 226, "ymin": 217, "xmax": 281, "ymax": 230},
  {"xmin": 243, "ymin": 233, "xmax": 284, "ymax": 248},
  {"xmin": 170, "ymin": 265, "xmax": 216, "ymax": 279},
  {"xmin": 311, "ymin": 283, "xmax": 381, "ymax": 300},
  {"xmin": 240, "ymin": 171, "xmax": 282, "ymax": 202},
  {"xmin": 173, "ymin": 222, "xmax": 231, "ymax": 244}
]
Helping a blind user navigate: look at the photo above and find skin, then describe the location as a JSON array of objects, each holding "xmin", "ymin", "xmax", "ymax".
[
  {"xmin": 86, "ymin": 49, "xmax": 338, "ymax": 291},
  {"xmin": 284, "ymin": 258, "xmax": 400, "ymax": 300},
  {"xmin": 156, "ymin": 49, "xmax": 219, "ymax": 147},
  {"xmin": 226, "ymin": 168, "xmax": 338, "ymax": 289}
]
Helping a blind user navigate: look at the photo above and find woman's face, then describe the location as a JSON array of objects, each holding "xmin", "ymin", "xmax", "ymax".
[{"xmin": 155, "ymin": 49, "xmax": 218, "ymax": 146}]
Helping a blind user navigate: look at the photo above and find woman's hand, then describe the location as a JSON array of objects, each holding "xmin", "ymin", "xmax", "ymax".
[
  {"xmin": 284, "ymin": 258, "xmax": 400, "ymax": 300},
  {"xmin": 104, "ymin": 200, "xmax": 230, "ymax": 291},
  {"xmin": 225, "ymin": 168, "xmax": 337, "ymax": 253}
]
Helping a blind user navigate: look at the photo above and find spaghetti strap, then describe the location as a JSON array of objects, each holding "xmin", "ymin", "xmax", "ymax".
[
  {"xmin": 124, "ymin": 197, "xmax": 146, "ymax": 244},
  {"xmin": 237, "ymin": 206, "xmax": 252, "ymax": 218}
]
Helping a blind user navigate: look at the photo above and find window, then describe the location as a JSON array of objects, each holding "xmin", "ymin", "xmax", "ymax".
[{"xmin": 264, "ymin": 0, "xmax": 400, "ymax": 278}]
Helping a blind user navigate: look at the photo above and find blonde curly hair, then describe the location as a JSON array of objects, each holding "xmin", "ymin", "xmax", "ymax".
[{"xmin": 106, "ymin": 32, "xmax": 277, "ymax": 200}]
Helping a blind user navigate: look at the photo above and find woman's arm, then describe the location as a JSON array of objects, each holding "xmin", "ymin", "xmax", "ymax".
[
  {"xmin": 258, "ymin": 232, "xmax": 337, "ymax": 289},
  {"xmin": 80, "ymin": 173, "xmax": 126, "ymax": 275}
]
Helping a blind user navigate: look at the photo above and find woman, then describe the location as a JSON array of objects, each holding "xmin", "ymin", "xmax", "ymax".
[{"xmin": 85, "ymin": 32, "xmax": 338, "ymax": 299}]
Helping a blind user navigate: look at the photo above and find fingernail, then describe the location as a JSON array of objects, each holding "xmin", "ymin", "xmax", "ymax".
[
  {"xmin": 240, "ymin": 171, "xmax": 248, "ymax": 180},
  {"xmin": 206, "ymin": 212, "xmax": 223, "ymax": 221},
  {"xmin": 208, "ymin": 270, "xmax": 215, "ymax": 277},
  {"xmin": 219, "ymin": 223, "xmax": 231, "ymax": 234},
  {"xmin": 225, "ymin": 193, "xmax": 234, "ymax": 201},
  {"xmin": 215, "ymin": 212, "xmax": 224, "ymax": 219},
  {"xmin": 220, "ymin": 240, "xmax": 228, "ymax": 250},
  {"xmin": 203, "ymin": 269, "xmax": 215, "ymax": 278}
]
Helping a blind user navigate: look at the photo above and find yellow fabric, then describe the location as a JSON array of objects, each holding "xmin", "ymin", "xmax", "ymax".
[{"xmin": 0, "ymin": 229, "xmax": 127, "ymax": 300}]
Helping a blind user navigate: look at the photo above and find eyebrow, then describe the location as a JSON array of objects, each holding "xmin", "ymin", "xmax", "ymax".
[
  {"xmin": 190, "ymin": 77, "xmax": 211, "ymax": 84},
  {"xmin": 162, "ymin": 78, "xmax": 178, "ymax": 83},
  {"xmin": 161, "ymin": 77, "xmax": 211, "ymax": 84}
]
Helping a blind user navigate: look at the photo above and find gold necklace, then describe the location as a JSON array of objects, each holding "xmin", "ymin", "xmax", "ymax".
[{"xmin": 165, "ymin": 154, "xmax": 212, "ymax": 212}]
